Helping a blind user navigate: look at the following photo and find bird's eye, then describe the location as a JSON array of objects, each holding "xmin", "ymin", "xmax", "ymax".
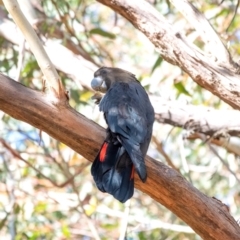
[{"xmin": 100, "ymin": 69, "xmax": 107, "ymax": 75}]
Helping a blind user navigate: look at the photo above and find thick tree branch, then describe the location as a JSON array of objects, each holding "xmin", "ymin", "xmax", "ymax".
[
  {"xmin": 96, "ymin": 0, "xmax": 240, "ymax": 110},
  {"xmin": 153, "ymin": 97, "xmax": 240, "ymax": 137},
  {"xmin": 0, "ymin": 74, "xmax": 240, "ymax": 240},
  {"xmin": 2, "ymin": 0, "xmax": 64, "ymax": 98}
]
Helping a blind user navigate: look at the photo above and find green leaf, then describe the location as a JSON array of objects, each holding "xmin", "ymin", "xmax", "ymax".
[
  {"xmin": 151, "ymin": 55, "xmax": 163, "ymax": 73},
  {"xmin": 13, "ymin": 203, "xmax": 21, "ymax": 214},
  {"xmin": 89, "ymin": 28, "xmax": 116, "ymax": 39},
  {"xmin": 34, "ymin": 202, "xmax": 47, "ymax": 213},
  {"xmin": 62, "ymin": 224, "xmax": 71, "ymax": 238},
  {"xmin": 0, "ymin": 213, "xmax": 9, "ymax": 230},
  {"xmin": 174, "ymin": 82, "xmax": 191, "ymax": 97},
  {"xmin": 100, "ymin": 223, "xmax": 118, "ymax": 230},
  {"xmin": 53, "ymin": 210, "xmax": 66, "ymax": 220}
]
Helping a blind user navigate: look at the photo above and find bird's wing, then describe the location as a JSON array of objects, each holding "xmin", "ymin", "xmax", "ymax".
[
  {"xmin": 99, "ymin": 82, "xmax": 149, "ymax": 181},
  {"xmin": 100, "ymin": 82, "xmax": 148, "ymax": 144}
]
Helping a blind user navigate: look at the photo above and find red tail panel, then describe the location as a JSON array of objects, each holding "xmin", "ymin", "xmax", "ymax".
[
  {"xmin": 91, "ymin": 141, "xmax": 134, "ymax": 203},
  {"xmin": 99, "ymin": 142, "xmax": 108, "ymax": 162}
]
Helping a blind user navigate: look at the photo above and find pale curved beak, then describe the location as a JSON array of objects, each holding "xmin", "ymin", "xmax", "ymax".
[{"xmin": 91, "ymin": 76, "xmax": 107, "ymax": 92}]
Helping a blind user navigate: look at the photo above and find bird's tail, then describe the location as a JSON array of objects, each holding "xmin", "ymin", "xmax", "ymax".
[
  {"xmin": 120, "ymin": 138, "xmax": 147, "ymax": 183},
  {"xmin": 91, "ymin": 141, "xmax": 134, "ymax": 203}
]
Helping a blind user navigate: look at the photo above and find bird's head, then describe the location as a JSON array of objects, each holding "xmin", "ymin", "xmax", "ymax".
[{"xmin": 91, "ymin": 67, "xmax": 137, "ymax": 93}]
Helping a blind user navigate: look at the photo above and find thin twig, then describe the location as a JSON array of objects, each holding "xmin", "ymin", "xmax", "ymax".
[
  {"xmin": 0, "ymin": 138, "xmax": 87, "ymax": 188},
  {"xmin": 179, "ymin": 136, "xmax": 192, "ymax": 183},
  {"xmin": 208, "ymin": 143, "xmax": 240, "ymax": 185},
  {"xmin": 71, "ymin": 181, "xmax": 101, "ymax": 240},
  {"xmin": 15, "ymin": 35, "xmax": 25, "ymax": 81},
  {"xmin": 197, "ymin": 134, "xmax": 240, "ymax": 184},
  {"xmin": 119, "ymin": 199, "xmax": 131, "ymax": 240},
  {"xmin": 226, "ymin": 0, "xmax": 240, "ymax": 32},
  {"xmin": 2, "ymin": 156, "xmax": 16, "ymax": 240},
  {"xmin": 152, "ymin": 135, "xmax": 180, "ymax": 173}
]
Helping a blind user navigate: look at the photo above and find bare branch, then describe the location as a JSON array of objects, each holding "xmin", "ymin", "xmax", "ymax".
[
  {"xmin": 187, "ymin": 133, "xmax": 240, "ymax": 156},
  {"xmin": 0, "ymin": 73, "xmax": 240, "ymax": 240},
  {"xmin": 96, "ymin": 0, "xmax": 240, "ymax": 109},
  {"xmin": 0, "ymin": 15, "xmax": 97, "ymax": 91},
  {"xmin": 2, "ymin": 0, "xmax": 64, "ymax": 98},
  {"xmin": 169, "ymin": 0, "xmax": 232, "ymax": 66},
  {"xmin": 153, "ymin": 97, "xmax": 240, "ymax": 137}
]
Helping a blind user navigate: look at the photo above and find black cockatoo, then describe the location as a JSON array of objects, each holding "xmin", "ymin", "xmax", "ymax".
[{"xmin": 91, "ymin": 67, "xmax": 154, "ymax": 203}]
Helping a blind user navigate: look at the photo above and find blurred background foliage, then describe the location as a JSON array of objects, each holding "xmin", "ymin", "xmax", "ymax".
[{"xmin": 0, "ymin": 0, "xmax": 240, "ymax": 239}]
